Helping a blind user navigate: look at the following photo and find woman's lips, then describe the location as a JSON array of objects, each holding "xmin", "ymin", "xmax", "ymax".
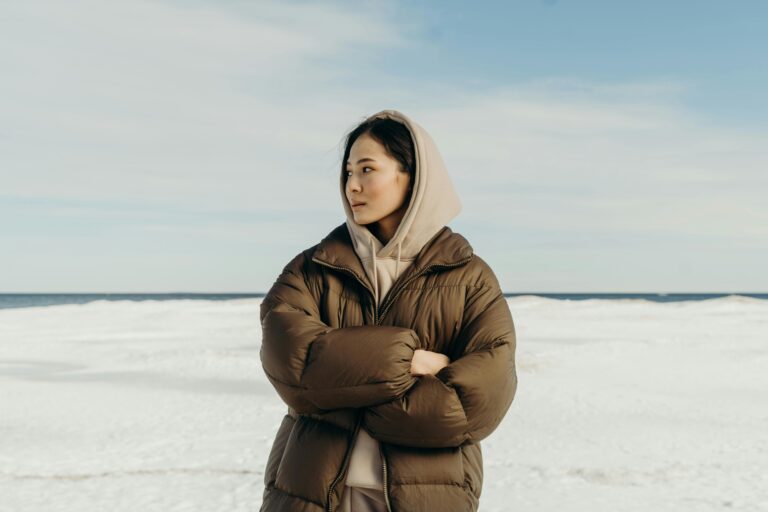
[{"xmin": 352, "ymin": 203, "xmax": 366, "ymax": 208}]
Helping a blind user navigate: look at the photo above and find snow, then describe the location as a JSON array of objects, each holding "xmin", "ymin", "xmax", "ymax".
[{"xmin": 1, "ymin": 296, "xmax": 766, "ymax": 511}]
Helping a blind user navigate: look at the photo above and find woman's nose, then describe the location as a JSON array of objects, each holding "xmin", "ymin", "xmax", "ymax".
[{"xmin": 347, "ymin": 175, "xmax": 361, "ymax": 192}]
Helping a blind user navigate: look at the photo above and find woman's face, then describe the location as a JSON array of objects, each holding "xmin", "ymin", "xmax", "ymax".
[{"xmin": 345, "ymin": 132, "xmax": 411, "ymax": 228}]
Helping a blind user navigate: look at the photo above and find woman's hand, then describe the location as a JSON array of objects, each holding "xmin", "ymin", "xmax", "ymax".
[{"xmin": 410, "ymin": 349, "xmax": 450, "ymax": 376}]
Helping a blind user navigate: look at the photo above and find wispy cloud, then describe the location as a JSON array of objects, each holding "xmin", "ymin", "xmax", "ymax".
[
  {"xmin": 417, "ymin": 80, "xmax": 768, "ymax": 245},
  {"xmin": 1, "ymin": 0, "xmax": 415, "ymax": 205}
]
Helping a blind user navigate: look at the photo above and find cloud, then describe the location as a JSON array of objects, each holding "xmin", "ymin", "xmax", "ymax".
[{"xmin": 1, "ymin": 0, "xmax": 766, "ymax": 291}]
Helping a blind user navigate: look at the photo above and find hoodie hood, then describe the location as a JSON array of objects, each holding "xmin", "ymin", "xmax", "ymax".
[{"xmin": 340, "ymin": 109, "xmax": 462, "ymax": 306}]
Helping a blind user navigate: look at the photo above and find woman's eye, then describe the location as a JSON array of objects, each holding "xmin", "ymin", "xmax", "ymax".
[{"xmin": 345, "ymin": 167, "xmax": 373, "ymax": 176}]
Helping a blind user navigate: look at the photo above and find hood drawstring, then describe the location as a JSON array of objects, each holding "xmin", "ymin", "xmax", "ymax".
[{"xmin": 396, "ymin": 241, "xmax": 401, "ymax": 278}]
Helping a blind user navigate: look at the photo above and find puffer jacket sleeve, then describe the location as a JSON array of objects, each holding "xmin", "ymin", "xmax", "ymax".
[
  {"xmin": 361, "ymin": 261, "xmax": 517, "ymax": 448},
  {"xmin": 260, "ymin": 250, "xmax": 420, "ymax": 414}
]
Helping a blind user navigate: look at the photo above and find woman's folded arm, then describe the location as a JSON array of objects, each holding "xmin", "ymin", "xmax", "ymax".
[
  {"xmin": 260, "ymin": 251, "xmax": 420, "ymax": 414},
  {"xmin": 362, "ymin": 281, "xmax": 517, "ymax": 448}
]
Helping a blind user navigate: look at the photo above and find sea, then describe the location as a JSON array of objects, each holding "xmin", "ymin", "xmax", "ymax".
[{"xmin": 0, "ymin": 292, "xmax": 766, "ymax": 310}]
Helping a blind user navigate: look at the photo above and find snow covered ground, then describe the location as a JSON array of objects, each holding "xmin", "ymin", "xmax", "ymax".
[{"xmin": 1, "ymin": 296, "xmax": 766, "ymax": 512}]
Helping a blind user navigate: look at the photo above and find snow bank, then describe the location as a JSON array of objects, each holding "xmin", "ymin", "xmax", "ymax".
[{"xmin": 1, "ymin": 296, "xmax": 766, "ymax": 511}]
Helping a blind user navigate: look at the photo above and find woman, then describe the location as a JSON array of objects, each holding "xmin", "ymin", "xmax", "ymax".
[{"xmin": 259, "ymin": 109, "xmax": 517, "ymax": 512}]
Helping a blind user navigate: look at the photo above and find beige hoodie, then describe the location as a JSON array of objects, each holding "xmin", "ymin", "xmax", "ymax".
[{"xmin": 339, "ymin": 109, "xmax": 463, "ymax": 498}]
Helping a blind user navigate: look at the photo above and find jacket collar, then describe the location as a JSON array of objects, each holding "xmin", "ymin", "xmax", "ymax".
[{"xmin": 312, "ymin": 223, "xmax": 473, "ymax": 290}]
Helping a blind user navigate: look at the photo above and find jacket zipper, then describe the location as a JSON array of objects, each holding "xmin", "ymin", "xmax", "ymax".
[
  {"xmin": 380, "ymin": 443, "xmax": 393, "ymax": 512},
  {"xmin": 371, "ymin": 257, "xmax": 472, "ymax": 512},
  {"xmin": 311, "ymin": 259, "xmax": 377, "ymax": 512},
  {"xmin": 325, "ymin": 414, "xmax": 363, "ymax": 512},
  {"xmin": 311, "ymin": 255, "xmax": 472, "ymax": 512}
]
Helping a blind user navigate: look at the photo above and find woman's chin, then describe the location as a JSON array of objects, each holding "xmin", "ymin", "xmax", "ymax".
[{"xmin": 353, "ymin": 214, "xmax": 374, "ymax": 225}]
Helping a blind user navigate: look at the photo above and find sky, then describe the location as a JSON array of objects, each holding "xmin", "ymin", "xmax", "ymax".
[{"xmin": 1, "ymin": 0, "xmax": 766, "ymax": 293}]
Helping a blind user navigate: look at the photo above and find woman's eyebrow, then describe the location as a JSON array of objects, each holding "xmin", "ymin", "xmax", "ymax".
[{"xmin": 345, "ymin": 157, "xmax": 378, "ymax": 166}]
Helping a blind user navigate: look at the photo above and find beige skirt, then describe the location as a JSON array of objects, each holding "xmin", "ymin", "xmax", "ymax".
[{"xmin": 338, "ymin": 486, "xmax": 387, "ymax": 512}]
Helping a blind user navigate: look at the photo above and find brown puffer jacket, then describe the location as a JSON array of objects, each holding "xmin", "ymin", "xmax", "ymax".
[{"xmin": 259, "ymin": 223, "xmax": 517, "ymax": 511}]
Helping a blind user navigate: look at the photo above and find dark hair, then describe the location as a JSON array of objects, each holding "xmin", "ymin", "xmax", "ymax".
[{"xmin": 341, "ymin": 117, "xmax": 415, "ymax": 196}]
